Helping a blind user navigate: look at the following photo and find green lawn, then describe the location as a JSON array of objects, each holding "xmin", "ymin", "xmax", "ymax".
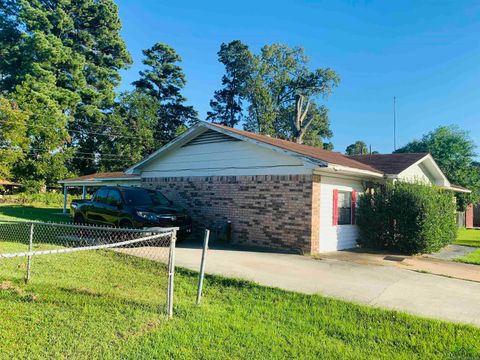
[
  {"xmin": 455, "ymin": 250, "xmax": 480, "ymax": 266},
  {"xmin": 0, "ymin": 242, "xmax": 479, "ymax": 359},
  {"xmin": 0, "ymin": 205, "xmax": 479, "ymax": 358},
  {"xmin": 455, "ymin": 228, "xmax": 480, "ymax": 247},
  {"xmin": 0, "ymin": 204, "xmax": 69, "ymax": 223},
  {"xmin": 454, "ymin": 229, "xmax": 480, "ymax": 265}
]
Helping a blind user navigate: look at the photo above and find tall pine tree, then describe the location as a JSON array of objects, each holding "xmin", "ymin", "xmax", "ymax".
[
  {"xmin": 0, "ymin": 0, "xmax": 131, "ymax": 184},
  {"xmin": 133, "ymin": 43, "xmax": 198, "ymax": 146},
  {"xmin": 207, "ymin": 40, "xmax": 253, "ymax": 127}
]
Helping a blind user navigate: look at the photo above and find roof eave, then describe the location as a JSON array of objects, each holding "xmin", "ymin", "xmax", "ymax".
[
  {"xmin": 442, "ymin": 185, "xmax": 472, "ymax": 193},
  {"xmin": 59, "ymin": 177, "xmax": 141, "ymax": 185},
  {"xmin": 315, "ymin": 164, "xmax": 384, "ymax": 178}
]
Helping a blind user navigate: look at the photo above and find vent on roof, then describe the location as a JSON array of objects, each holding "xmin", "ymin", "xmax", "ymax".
[{"xmin": 183, "ymin": 129, "xmax": 240, "ymax": 147}]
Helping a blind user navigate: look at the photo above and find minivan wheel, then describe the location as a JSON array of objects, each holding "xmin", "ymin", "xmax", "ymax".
[
  {"xmin": 119, "ymin": 219, "xmax": 134, "ymax": 229},
  {"xmin": 74, "ymin": 213, "xmax": 85, "ymax": 225}
]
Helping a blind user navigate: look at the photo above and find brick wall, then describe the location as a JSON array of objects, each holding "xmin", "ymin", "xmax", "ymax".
[{"xmin": 143, "ymin": 174, "xmax": 320, "ymax": 254}]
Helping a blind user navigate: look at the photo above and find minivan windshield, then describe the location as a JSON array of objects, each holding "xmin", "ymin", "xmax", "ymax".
[
  {"xmin": 148, "ymin": 190, "xmax": 171, "ymax": 206},
  {"xmin": 122, "ymin": 188, "xmax": 153, "ymax": 206}
]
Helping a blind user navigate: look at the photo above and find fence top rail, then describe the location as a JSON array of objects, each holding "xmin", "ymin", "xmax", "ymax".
[
  {"xmin": 0, "ymin": 219, "xmax": 179, "ymax": 233},
  {"xmin": 0, "ymin": 232, "xmax": 172, "ymax": 259}
]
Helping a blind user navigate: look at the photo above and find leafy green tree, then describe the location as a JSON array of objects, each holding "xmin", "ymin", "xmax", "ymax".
[
  {"xmin": 134, "ymin": 43, "xmax": 198, "ymax": 146},
  {"xmin": 346, "ymin": 141, "xmax": 368, "ymax": 155},
  {"xmin": 0, "ymin": 0, "xmax": 131, "ymax": 180},
  {"xmin": 395, "ymin": 125, "xmax": 480, "ymax": 209},
  {"xmin": 245, "ymin": 44, "xmax": 339, "ymax": 146},
  {"xmin": 0, "ymin": 97, "xmax": 28, "ymax": 179},
  {"xmin": 60, "ymin": 0, "xmax": 132, "ymax": 174},
  {"xmin": 98, "ymin": 91, "xmax": 158, "ymax": 171},
  {"xmin": 210, "ymin": 42, "xmax": 338, "ymax": 146},
  {"xmin": 207, "ymin": 40, "xmax": 253, "ymax": 127}
]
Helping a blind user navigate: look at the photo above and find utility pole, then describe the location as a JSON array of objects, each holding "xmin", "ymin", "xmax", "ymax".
[{"xmin": 393, "ymin": 96, "xmax": 397, "ymax": 151}]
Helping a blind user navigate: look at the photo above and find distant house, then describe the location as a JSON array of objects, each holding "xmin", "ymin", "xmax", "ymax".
[{"xmin": 0, "ymin": 179, "xmax": 21, "ymax": 194}]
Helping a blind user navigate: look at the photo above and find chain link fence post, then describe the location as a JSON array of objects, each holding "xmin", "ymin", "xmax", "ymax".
[
  {"xmin": 25, "ymin": 222, "xmax": 34, "ymax": 284},
  {"xmin": 166, "ymin": 228, "xmax": 177, "ymax": 319},
  {"xmin": 196, "ymin": 229, "xmax": 210, "ymax": 305}
]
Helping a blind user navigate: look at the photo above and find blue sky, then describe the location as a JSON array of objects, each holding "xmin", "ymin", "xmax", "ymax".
[{"xmin": 116, "ymin": 0, "xmax": 480, "ymax": 155}]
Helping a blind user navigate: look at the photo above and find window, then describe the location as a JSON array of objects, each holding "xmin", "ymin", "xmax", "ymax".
[
  {"xmin": 337, "ymin": 191, "xmax": 352, "ymax": 225},
  {"xmin": 122, "ymin": 188, "xmax": 153, "ymax": 206},
  {"xmin": 107, "ymin": 189, "xmax": 122, "ymax": 206},
  {"xmin": 148, "ymin": 190, "xmax": 171, "ymax": 206},
  {"xmin": 94, "ymin": 188, "xmax": 109, "ymax": 204},
  {"xmin": 333, "ymin": 190, "xmax": 357, "ymax": 225}
]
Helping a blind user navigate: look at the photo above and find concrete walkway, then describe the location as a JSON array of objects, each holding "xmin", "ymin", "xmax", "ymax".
[
  {"xmin": 428, "ymin": 244, "xmax": 478, "ymax": 261},
  {"xmin": 318, "ymin": 249, "xmax": 480, "ymax": 282},
  {"xmin": 123, "ymin": 244, "xmax": 480, "ymax": 327},
  {"xmin": 176, "ymin": 247, "xmax": 480, "ymax": 327}
]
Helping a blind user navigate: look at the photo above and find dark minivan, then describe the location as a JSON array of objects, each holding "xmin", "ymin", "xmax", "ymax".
[{"xmin": 71, "ymin": 186, "xmax": 192, "ymax": 239}]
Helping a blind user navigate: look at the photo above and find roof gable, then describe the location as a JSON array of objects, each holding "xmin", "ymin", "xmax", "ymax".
[
  {"xmin": 126, "ymin": 122, "xmax": 381, "ymax": 176},
  {"xmin": 348, "ymin": 153, "xmax": 429, "ymax": 175},
  {"xmin": 206, "ymin": 123, "xmax": 382, "ymax": 174},
  {"xmin": 350, "ymin": 153, "xmax": 450, "ymax": 187}
]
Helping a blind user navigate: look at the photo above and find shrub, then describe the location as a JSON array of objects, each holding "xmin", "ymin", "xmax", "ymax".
[
  {"xmin": 357, "ymin": 182, "xmax": 457, "ymax": 254},
  {"xmin": 0, "ymin": 192, "xmax": 66, "ymax": 207}
]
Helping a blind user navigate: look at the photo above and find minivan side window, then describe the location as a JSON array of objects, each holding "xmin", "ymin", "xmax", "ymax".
[
  {"xmin": 107, "ymin": 189, "xmax": 123, "ymax": 206},
  {"xmin": 94, "ymin": 188, "xmax": 109, "ymax": 204}
]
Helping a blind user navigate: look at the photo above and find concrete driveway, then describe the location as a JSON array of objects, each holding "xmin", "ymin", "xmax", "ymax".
[{"xmin": 173, "ymin": 243, "xmax": 480, "ymax": 328}]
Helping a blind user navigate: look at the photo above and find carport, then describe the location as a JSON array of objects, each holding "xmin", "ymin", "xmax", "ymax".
[{"xmin": 58, "ymin": 172, "xmax": 141, "ymax": 214}]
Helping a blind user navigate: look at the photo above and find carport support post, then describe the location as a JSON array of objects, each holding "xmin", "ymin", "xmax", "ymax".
[
  {"xmin": 196, "ymin": 229, "xmax": 210, "ymax": 305},
  {"xmin": 63, "ymin": 185, "xmax": 68, "ymax": 214},
  {"xmin": 25, "ymin": 223, "xmax": 34, "ymax": 283},
  {"xmin": 82, "ymin": 185, "xmax": 87, "ymax": 200},
  {"xmin": 167, "ymin": 229, "xmax": 177, "ymax": 319}
]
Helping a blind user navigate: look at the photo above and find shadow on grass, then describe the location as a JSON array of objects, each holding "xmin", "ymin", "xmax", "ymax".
[{"xmin": 0, "ymin": 205, "xmax": 69, "ymax": 223}]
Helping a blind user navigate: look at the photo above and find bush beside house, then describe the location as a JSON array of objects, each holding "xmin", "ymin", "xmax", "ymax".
[
  {"xmin": 357, "ymin": 182, "xmax": 457, "ymax": 254},
  {"xmin": 0, "ymin": 192, "xmax": 67, "ymax": 207}
]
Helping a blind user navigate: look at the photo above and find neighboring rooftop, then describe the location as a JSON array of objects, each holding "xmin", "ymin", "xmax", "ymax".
[
  {"xmin": 0, "ymin": 179, "xmax": 20, "ymax": 186},
  {"xmin": 348, "ymin": 153, "xmax": 429, "ymax": 174}
]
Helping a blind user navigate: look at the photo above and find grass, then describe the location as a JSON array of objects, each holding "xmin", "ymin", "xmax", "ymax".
[
  {"xmin": 455, "ymin": 250, "xmax": 480, "ymax": 266},
  {"xmin": 454, "ymin": 228, "xmax": 480, "ymax": 247},
  {"xmin": 1, "ymin": 243, "xmax": 479, "ymax": 359},
  {"xmin": 0, "ymin": 204, "xmax": 69, "ymax": 223},
  {"xmin": 454, "ymin": 229, "xmax": 480, "ymax": 265},
  {"xmin": 0, "ymin": 205, "xmax": 479, "ymax": 358}
]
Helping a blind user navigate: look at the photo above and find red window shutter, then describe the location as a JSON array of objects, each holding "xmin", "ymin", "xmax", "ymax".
[
  {"xmin": 351, "ymin": 190, "xmax": 357, "ymax": 225},
  {"xmin": 332, "ymin": 189, "xmax": 338, "ymax": 225}
]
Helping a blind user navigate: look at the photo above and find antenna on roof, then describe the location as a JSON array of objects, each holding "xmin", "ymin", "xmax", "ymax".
[{"xmin": 393, "ymin": 96, "xmax": 397, "ymax": 151}]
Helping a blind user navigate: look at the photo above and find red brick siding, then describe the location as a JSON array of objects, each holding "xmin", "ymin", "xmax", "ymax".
[
  {"xmin": 143, "ymin": 175, "xmax": 320, "ymax": 253},
  {"xmin": 466, "ymin": 203, "xmax": 474, "ymax": 229}
]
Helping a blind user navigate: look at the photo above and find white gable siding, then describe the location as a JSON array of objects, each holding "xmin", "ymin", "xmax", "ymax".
[
  {"xmin": 319, "ymin": 176, "xmax": 363, "ymax": 252},
  {"xmin": 141, "ymin": 140, "xmax": 313, "ymax": 177},
  {"xmin": 397, "ymin": 162, "xmax": 434, "ymax": 184}
]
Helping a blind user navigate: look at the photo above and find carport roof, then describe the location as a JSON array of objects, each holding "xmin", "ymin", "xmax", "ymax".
[{"xmin": 59, "ymin": 172, "xmax": 140, "ymax": 185}]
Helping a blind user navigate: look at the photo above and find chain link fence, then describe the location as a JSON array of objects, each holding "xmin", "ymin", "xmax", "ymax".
[{"xmin": 0, "ymin": 220, "xmax": 177, "ymax": 317}]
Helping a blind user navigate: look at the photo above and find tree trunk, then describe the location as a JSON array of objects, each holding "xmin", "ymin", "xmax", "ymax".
[{"xmin": 291, "ymin": 94, "xmax": 311, "ymax": 144}]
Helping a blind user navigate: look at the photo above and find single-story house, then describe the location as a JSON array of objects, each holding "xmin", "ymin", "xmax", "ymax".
[
  {"xmin": 0, "ymin": 179, "xmax": 21, "ymax": 194},
  {"xmin": 122, "ymin": 122, "xmax": 468, "ymax": 253}
]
